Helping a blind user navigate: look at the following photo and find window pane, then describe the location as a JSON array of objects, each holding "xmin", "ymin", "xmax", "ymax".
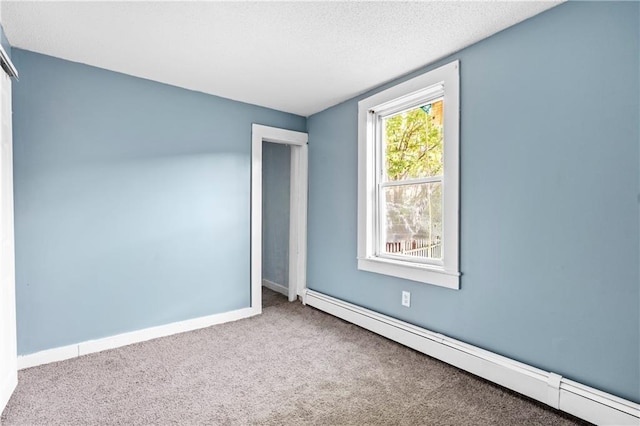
[
  {"xmin": 381, "ymin": 182, "xmax": 442, "ymax": 260},
  {"xmin": 383, "ymin": 99, "xmax": 443, "ymax": 181}
]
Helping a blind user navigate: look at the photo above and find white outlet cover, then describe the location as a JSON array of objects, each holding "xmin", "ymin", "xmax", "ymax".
[{"xmin": 402, "ymin": 291, "xmax": 411, "ymax": 307}]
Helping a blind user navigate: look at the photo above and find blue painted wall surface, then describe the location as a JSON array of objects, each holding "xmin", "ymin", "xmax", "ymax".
[
  {"xmin": 262, "ymin": 142, "xmax": 290, "ymax": 288},
  {"xmin": 307, "ymin": 2, "xmax": 640, "ymax": 402},
  {"xmin": 12, "ymin": 49, "xmax": 305, "ymax": 355}
]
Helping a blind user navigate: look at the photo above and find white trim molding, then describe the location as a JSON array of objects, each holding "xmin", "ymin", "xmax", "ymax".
[
  {"xmin": 262, "ymin": 278, "xmax": 288, "ymax": 297},
  {"xmin": 17, "ymin": 307, "xmax": 258, "ymax": 370},
  {"xmin": 252, "ymin": 123, "xmax": 309, "ymax": 308},
  {"xmin": 357, "ymin": 60, "xmax": 460, "ymax": 289},
  {"xmin": 304, "ymin": 289, "xmax": 640, "ymax": 425},
  {"xmin": 0, "ymin": 44, "xmax": 18, "ymax": 79},
  {"xmin": 0, "ymin": 64, "xmax": 17, "ymax": 414},
  {"xmin": 0, "ymin": 372, "xmax": 17, "ymax": 416}
]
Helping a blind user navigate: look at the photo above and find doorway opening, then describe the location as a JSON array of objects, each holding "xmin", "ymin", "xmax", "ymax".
[
  {"xmin": 251, "ymin": 124, "xmax": 308, "ymax": 312},
  {"xmin": 262, "ymin": 141, "xmax": 291, "ymax": 305}
]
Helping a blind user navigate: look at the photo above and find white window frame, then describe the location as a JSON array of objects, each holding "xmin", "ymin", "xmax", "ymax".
[{"xmin": 357, "ymin": 60, "xmax": 460, "ymax": 289}]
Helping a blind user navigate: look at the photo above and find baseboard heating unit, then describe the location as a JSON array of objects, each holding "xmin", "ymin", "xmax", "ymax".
[{"xmin": 303, "ymin": 289, "xmax": 640, "ymax": 426}]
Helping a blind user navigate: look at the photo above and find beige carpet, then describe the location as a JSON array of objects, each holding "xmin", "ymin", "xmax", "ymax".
[{"xmin": 2, "ymin": 288, "xmax": 588, "ymax": 425}]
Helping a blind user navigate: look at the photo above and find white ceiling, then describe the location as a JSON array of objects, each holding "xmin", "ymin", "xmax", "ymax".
[{"xmin": 2, "ymin": 1, "xmax": 561, "ymax": 117}]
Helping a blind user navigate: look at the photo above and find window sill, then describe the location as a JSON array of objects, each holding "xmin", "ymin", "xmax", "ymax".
[{"xmin": 357, "ymin": 257, "xmax": 460, "ymax": 289}]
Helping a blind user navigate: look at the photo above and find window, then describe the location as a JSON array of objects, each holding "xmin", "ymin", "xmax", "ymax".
[{"xmin": 357, "ymin": 61, "xmax": 460, "ymax": 289}]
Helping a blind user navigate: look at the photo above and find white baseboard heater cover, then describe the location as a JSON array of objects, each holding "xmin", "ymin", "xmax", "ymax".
[{"xmin": 303, "ymin": 289, "xmax": 640, "ymax": 426}]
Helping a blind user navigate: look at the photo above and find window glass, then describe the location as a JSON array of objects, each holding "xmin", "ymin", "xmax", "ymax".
[
  {"xmin": 383, "ymin": 99, "xmax": 443, "ymax": 181},
  {"xmin": 379, "ymin": 99, "xmax": 444, "ymax": 262}
]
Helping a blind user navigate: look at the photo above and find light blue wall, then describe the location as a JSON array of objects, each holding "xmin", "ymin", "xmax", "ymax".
[
  {"xmin": 307, "ymin": 2, "xmax": 640, "ymax": 403},
  {"xmin": 12, "ymin": 49, "xmax": 305, "ymax": 355},
  {"xmin": 262, "ymin": 142, "xmax": 290, "ymax": 288}
]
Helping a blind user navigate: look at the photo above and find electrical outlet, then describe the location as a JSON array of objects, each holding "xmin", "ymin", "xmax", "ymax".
[{"xmin": 402, "ymin": 291, "xmax": 411, "ymax": 307}]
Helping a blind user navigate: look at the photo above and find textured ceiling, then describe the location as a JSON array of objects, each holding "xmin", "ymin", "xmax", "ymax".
[{"xmin": 2, "ymin": 1, "xmax": 561, "ymax": 116}]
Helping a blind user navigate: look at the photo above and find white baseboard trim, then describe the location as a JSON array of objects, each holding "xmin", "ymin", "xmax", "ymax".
[
  {"xmin": 0, "ymin": 371, "xmax": 17, "ymax": 414},
  {"xmin": 304, "ymin": 289, "xmax": 640, "ymax": 426},
  {"xmin": 17, "ymin": 306, "xmax": 259, "ymax": 370},
  {"xmin": 262, "ymin": 279, "xmax": 288, "ymax": 296},
  {"xmin": 18, "ymin": 344, "xmax": 78, "ymax": 370}
]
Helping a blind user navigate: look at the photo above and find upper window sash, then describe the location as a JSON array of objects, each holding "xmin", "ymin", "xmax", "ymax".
[
  {"xmin": 379, "ymin": 176, "xmax": 443, "ymax": 187},
  {"xmin": 371, "ymin": 83, "xmax": 444, "ymax": 118},
  {"xmin": 375, "ymin": 94, "xmax": 445, "ymax": 184}
]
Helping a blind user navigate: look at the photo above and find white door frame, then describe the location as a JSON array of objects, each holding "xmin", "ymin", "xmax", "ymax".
[
  {"xmin": 0, "ymin": 49, "xmax": 18, "ymax": 413},
  {"xmin": 251, "ymin": 124, "xmax": 308, "ymax": 310}
]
